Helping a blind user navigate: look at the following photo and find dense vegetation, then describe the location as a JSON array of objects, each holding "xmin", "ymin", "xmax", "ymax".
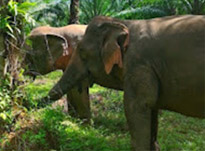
[{"xmin": 0, "ymin": 0, "xmax": 205, "ymax": 151}]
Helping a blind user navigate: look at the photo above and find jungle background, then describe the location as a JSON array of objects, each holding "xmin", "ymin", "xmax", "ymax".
[{"xmin": 0, "ymin": 0, "xmax": 205, "ymax": 151}]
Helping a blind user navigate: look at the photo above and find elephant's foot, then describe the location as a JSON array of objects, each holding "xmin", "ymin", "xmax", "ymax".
[{"xmin": 67, "ymin": 100, "xmax": 91, "ymax": 124}]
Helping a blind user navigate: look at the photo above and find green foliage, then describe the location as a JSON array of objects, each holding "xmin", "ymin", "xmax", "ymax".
[
  {"xmin": 113, "ymin": 0, "xmax": 205, "ymax": 19},
  {"xmin": 17, "ymin": 107, "xmax": 129, "ymax": 151},
  {"xmin": 28, "ymin": 0, "xmax": 70, "ymax": 27},
  {"xmin": 0, "ymin": 0, "xmax": 37, "ymax": 132},
  {"xmin": 25, "ymin": 0, "xmax": 205, "ymax": 26},
  {"xmin": 113, "ymin": 6, "xmax": 167, "ymax": 19},
  {"xmin": 23, "ymin": 130, "xmax": 48, "ymax": 146},
  {"xmin": 135, "ymin": 0, "xmax": 205, "ymax": 15},
  {"xmin": 0, "ymin": 73, "xmax": 27, "ymax": 132},
  {"xmin": 80, "ymin": 0, "xmax": 114, "ymax": 23},
  {"xmin": 79, "ymin": 0, "xmax": 134, "ymax": 23},
  {"xmin": 112, "ymin": 0, "xmax": 168, "ymax": 19},
  {"xmin": 0, "ymin": 75, "xmax": 13, "ymax": 128},
  {"xmin": 0, "ymin": 0, "xmax": 36, "ymax": 37}
]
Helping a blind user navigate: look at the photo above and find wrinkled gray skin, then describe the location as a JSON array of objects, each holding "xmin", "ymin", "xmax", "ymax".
[
  {"xmin": 47, "ymin": 15, "xmax": 205, "ymax": 151},
  {"xmin": 24, "ymin": 25, "xmax": 91, "ymax": 120}
]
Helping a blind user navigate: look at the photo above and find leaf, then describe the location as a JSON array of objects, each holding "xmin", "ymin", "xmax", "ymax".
[
  {"xmin": 6, "ymin": 23, "xmax": 13, "ymax": 33},
  {"xmin": 6, "ymin": 32, "xmax": 17, "ymax": 40},
  {"xmin": 8, "ymin": 0, "xmax": 13, "ymax": 8},
  {"xmin": 0, "ymin": 113, "xmax": 7, "ymax": 120},
  {"xmin": 14, "ymin": 26, "xmax": 21, "ymax": 34},
  {"xmin": 18, "ymin": 2, "xmax": 37, "ymax": 11},
  {"xmin": 14, "ymin": 3, "xmax": 18, "ymax": 16}
]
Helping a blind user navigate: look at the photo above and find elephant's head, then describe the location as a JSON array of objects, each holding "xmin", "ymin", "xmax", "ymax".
[
  {"xmin": 24, "ymin": 27, "xmax": 71, "ymax": 77},
  {"xmin": 49, "ymin": 16, "xmax": 129, "ymax": 100}
]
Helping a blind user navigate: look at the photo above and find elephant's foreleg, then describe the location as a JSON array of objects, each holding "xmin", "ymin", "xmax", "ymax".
[
  {"xmin": 66, "ymin": 90, "xmax": 77, "ymax": 116},
  {"xmin": 66, "ymin": 84, "xmax": 91, "ymax": 122},
  {"xmin": 124, "ymin": 67, "xmax": 159, "ymax": 151}
]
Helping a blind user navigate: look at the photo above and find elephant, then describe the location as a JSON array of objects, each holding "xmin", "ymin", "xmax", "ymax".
[
  {"xmin": 24, "ymin": 24, "xmax": 92, "ymax": 121},
  {"xmin": 45, "ymin": 15, "xmax": 205, "ymax": 151}
]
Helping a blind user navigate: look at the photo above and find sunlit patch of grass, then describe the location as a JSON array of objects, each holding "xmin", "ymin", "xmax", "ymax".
[
  {"xmin": 90, "ymin": 84, "xmax": 108, "ymax": 94},
  {"xmin": 23, "ymin": 71, "xmax": 62, "ymax": 106},
  {"xmin": 44, "ymin": 70, "xmax": 63, "ymax": 80},
  {"xmin": 41, "ymin": 107, "xmax": 130, "ymax": 151}
]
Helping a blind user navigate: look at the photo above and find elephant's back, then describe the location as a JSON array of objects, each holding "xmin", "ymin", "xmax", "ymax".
[
  {"xmin": 30, "ymin": 26, "xmax": 56, "ymax": 36},
  {"xmin": 62, "ymin": 24, "xmax": 87, "ymax": 35},
  {"xmin": 150, "ymin": 15, "xmax": 205, "ymax": 117},
  {"xmin": 61, "ymin": 25, "xmax": 87, "ymax": 41},
  {"xmin": 30, "ymin": 25, "xmax": 87, "ymax": 38},
  {"xmin": 127, "ymin": 15, "xmax": 205, "ymax": 117}
]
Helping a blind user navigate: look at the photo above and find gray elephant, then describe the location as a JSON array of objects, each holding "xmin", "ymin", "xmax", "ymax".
[
  {"xmin": 46, "ymin": 15, "xmax": 204, "ymax": 151},
  {"xmin": 24, "ymin": 24, "xmax": 92, "ymax": 121}
]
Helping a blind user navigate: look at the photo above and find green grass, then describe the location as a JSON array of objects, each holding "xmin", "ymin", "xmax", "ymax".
[
  {"xmin": 1, "ymin": 71, "xmax": 205, "ymax": 151},
  {"xmin": 24, "ymin": 71, "xmax": 63, "ymax": 99},
  {"xmin": 158, "ymin": 111, "xmax": 205, "ymax": 151}
]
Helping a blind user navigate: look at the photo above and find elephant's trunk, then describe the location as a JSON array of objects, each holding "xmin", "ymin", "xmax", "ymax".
[{"xmin": 48, "ymin": 50, "xmax": 88, "ymax": 100}]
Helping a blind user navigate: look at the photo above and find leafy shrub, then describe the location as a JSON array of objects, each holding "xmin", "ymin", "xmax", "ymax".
[
  {"xmin": 0, "ymin": 73, "xmax": 28, "ymax": 133},
  {"xmin": 0, "ymin": 75, "xmax": 13, "ymax": 132}
]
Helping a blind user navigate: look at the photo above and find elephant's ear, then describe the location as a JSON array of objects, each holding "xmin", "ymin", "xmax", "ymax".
[
  {"xmin": 100, "ymin": 22, "xmax": 129, "ymax": 74},
  {"xmin": 44, "ymin": 34, "xmax": 69, "ymax": 60},
  {"xmin": 29, "ymin": 34, "xmax": 69, "ymax": 60}
]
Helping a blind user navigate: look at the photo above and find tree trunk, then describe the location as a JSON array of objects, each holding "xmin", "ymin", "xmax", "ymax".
[
  {"xmin": 69, "ymin": 0, "xmax": 79, "ymax": 24},
  {"xmin": 192, "ymin": 0, "xmax": 200, "ymax": 14},
  {"xmin": 0, "ymin": 0, "xmax": 5, "ymax": 6},
  {"xmin": 4, "ymin": 33, "xmax": 21, "ymax": 87},
  {"xmin": 0, "ymin": 31, "xmax": 5, "ymax": 76},
  {"xmin": 1, "ymin": 0, "xmax": 24, "ymax": 87},
  {"xmin": 0, "ymin": 0, "xmax": 7, "ymax": 76}
]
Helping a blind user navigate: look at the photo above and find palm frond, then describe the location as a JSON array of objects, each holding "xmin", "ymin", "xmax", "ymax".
[{"xmin": 112, "ymin": 6, "xmax": 167, "ymax": 19}]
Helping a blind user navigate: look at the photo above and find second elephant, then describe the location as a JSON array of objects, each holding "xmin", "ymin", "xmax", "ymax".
[{"xmin": 24, "ymin": 24, "xmax": 91, "ymax": 121}]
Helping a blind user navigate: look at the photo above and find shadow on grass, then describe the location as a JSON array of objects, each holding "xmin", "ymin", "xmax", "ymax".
[{"xmin": 0, "ymin": 107, "xmax": 130, "ymax": 151}]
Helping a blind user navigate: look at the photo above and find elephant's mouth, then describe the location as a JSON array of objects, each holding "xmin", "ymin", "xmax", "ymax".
[{"xmin": 24, "ymin": 70, "xmax": 41, "ymax": 80}]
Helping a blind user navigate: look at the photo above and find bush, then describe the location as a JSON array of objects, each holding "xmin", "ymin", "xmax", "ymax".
[{"xmin": 0, "ymin": 73, "xmax": 28, "ymax": 133}]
